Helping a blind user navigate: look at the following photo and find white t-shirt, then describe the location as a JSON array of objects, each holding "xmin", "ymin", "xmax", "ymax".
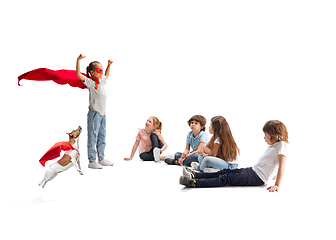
[
  {"xmin": 82, "ymin": 76, "xmax": 107, "ymax": 115},
  {"xmin": 252, "ymin": 141, "xmax": 288, "ymax": 183}
]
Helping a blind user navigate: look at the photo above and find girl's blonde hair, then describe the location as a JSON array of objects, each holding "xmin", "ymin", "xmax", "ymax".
[
  {"xmin": 150, "ymin": 116, "xmax": 162, "ymax": 132},
  {"xmin": 263, "ymin": 120, "xmax": 289, "ymax": 144},
  {"xmin": 208, "ymin": 116, "xmax": 240, "ymax": 162}
]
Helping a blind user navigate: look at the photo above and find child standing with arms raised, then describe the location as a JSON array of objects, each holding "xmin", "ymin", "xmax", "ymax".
[{"xmin": 76, "ymin": 54, "xmax": 114, "ymax": 169}]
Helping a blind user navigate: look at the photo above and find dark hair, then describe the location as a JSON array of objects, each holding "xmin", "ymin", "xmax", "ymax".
[
  {"xmin": 187, "ymin": 115, "xmax": 207, "ymax": 132},
  {"xmin": 86, "ymin": 61, "xmax": 101, "ymax": 79}
]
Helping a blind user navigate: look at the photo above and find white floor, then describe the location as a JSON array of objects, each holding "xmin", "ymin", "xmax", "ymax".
[
  {"xmin": 1, "ymin": 150, "xmax": 334, "ymax": 240},
  {"xmin": 2, "ymin": 1, "xmax": 336, "ymax": 239}
]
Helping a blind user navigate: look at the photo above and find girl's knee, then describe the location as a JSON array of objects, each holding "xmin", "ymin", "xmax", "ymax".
[
  {"xmin": 202, "ymin": 157, "xmax": 211, "ymax": 165},
  {"xmin": 150, "ymin": 132, "xmax": 158, "ymax": 139}
]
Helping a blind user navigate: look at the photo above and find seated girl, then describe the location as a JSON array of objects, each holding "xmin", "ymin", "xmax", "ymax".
[
  {"xmin": 192, "ymin": 116, "xmax": 240, "ymax": 172},
  {"xmin": 124, "ymin": 116, "xmax": 167, "ymax": 162}
]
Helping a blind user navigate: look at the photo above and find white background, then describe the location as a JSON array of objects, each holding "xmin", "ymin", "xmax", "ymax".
[{"xmin": 1, "ymin": 0, "xmax": 335, "ymax": 239}]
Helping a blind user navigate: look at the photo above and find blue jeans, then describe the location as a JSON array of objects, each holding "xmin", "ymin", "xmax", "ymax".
[
  {"xmin": 87, "ymin": 109, "xmax": 106, "ymax": 163},
  {"xmin": 198, "ymin": 155, "xmax": 238, "ymax": 171},
  {"xmin": 174, "ymin": 152, "xmax": 201, "ymax": 166}
]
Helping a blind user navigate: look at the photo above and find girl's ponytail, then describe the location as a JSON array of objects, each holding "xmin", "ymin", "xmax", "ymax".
[
  {"xmin": 86, "ymin": 66, "xmax": 91, "ymax": 79},
  {"xmin": 151, "ymin": 116, "xmax": 162, "ymax": 132},
  {"xmin": 157, "ymin": 121, "xmax": 162, "ymax": 131}
]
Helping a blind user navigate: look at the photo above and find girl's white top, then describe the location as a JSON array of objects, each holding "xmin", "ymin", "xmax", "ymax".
[{"xmin": 82, "ymin": 76, "xmax": 107, "ymax": 115}]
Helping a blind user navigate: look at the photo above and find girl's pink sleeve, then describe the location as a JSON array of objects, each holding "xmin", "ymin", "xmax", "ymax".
[{"xmin": 136, "ymin": 129, "xmax": 142, "ymax": 141}]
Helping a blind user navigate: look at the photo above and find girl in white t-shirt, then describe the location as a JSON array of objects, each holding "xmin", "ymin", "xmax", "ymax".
[
  {"xmin": 192, "ymin": 116, "xmax": 240, "ymax": 172},
  {"xmin": 76, "ymin": 54, "xmax": 114, "ymax": 169},
  {"xmin": 180, "ymin": 120, "xmax": 289, "ymax": 192}
]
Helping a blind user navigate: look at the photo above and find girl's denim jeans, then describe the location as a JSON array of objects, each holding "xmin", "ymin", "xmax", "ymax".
[
  {"xmin": 198, "ymin": 155, "xmax": 238, "ymax": 171},
  {"xmin": 87, "ymin": 109, "xmax": 106, "ymax": 163}
]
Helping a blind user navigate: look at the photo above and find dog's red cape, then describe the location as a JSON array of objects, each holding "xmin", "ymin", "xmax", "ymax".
[
  {"xmin": 18, "ymin": 68, "xmax": 87, "ymax": 89},
  {"xmin": 39, "ymin": 141, "xmax": 79, "ymax": 167}
]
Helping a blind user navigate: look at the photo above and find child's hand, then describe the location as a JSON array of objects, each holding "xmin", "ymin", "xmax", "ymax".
[
  {"xmin": 177, "ymin": 157, "xmax": 185, "ymax": 165},
  {"xmin": 267, "ymin": 185, "xmax": 279, "ymax": 192},
  {"xmin": 78, "ymin": 54, "xmax": 86, "ymax": 60},
  {"xmin": 124, "ymin": 157, "xmax": 132, "ymax": 161},
  {"xmin": 108, "ymin": 59, "xmax": 113, "ymax": 65},
  {"xmin": 203, "ymin": 146, "xmax": 211, "ymax": 154}
]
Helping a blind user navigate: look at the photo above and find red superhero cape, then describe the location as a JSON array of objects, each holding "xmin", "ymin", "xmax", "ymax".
[
  {"xmin": 18, "ymin": 68, "xmax": 87, "ymax": 89},
  {"xmin": 39, "ymin": 141, "xmax": 80, "ymax": 167}
]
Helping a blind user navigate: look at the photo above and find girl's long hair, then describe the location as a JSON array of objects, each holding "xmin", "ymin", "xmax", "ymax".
[{"xmin": 208, "ymin": 116, "xmax": 239, "ymax": 161}]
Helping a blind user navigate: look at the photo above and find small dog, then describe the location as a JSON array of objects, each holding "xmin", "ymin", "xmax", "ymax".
[{"xmin": 39, "ymin": 126, "xmax": 83, "ymax": 188}]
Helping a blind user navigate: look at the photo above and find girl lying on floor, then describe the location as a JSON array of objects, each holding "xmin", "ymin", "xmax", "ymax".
[{"xmin": 179, "ymin": 120, "xmax": 289, "ymax": 192}]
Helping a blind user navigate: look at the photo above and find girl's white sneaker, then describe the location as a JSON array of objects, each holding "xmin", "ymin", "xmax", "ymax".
[
  {"xmin": 191, "ymin": 162, "xmax": 199, "ymax": 170},
  {"xmin": 88, "ymin": 162, "xmax": 103, "ymax": 169},
  {"xmin": 153, "ymin": 147, "xmax": 161, "ymax": 162}
]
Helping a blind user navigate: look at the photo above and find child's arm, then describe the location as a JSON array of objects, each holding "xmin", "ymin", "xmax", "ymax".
[
  {"xmin": 202, "ymin": 146, "xmax": 211, "ymax": 157},
  {"xmin": 209, "ymin": 143, "xmax": 219, "ymax": 157},
  {"xmin": 267, "ymin": 154, "xmax": 286, "ymax": 192},
  {"xmin": 177, "ymin": 144, "xmax": 190, "ymax": 165},
  {"xmin": 124, "ymin": 139, "xmax": 140, "ymax": 161},
  {"xmin": 76, "ymin": 54, "xmax": 86, "ymax": 81},
  {"xmin": 185, "ymin": 142, "xmax": 206, "ymax": 158},
  {"xmin": 181, "ymin": 144, "xmax": 191, "ymax": 158},
  {"xmin": 105, "ymin": 59, "xmax": 113, "ymax": 79},
  {"xmin": 202, "ymin": 141, "xmax": 212, "ymax": 157},
  {"xmin": 160, "ymin": 139, "xmax": 168, "ymax": 153}
]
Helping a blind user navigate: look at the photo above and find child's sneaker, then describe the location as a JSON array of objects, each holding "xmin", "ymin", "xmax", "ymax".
[
  {"xmin": 179, "ymin": 176, "xmax": 196, "ymax": 187},
  {"xmin": 190, "ymin": 162, "xmax": 199, "ymax": 170},
  {"xmin": 153, "ymin": 147, "xmax": 161, "ymax": 163},
  {"xmin": 88, "ymin": 162, "xmax": 103, "ymax": 169},
  {"xmin": 99, "ymin": 159, "xmax": 114, "ymax": 166},
  {"xmin": 182, "ymin": 166, "xmax": 196, "ymax": 179},
  {"xmin": 164, "ymin": 158, "xmax": 178, "ymax": 165}
]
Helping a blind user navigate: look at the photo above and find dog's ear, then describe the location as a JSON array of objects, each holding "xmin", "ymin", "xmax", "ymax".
[{"xmin": 66, "ymin": 132, "xmax": 71, "ymax": 136}]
